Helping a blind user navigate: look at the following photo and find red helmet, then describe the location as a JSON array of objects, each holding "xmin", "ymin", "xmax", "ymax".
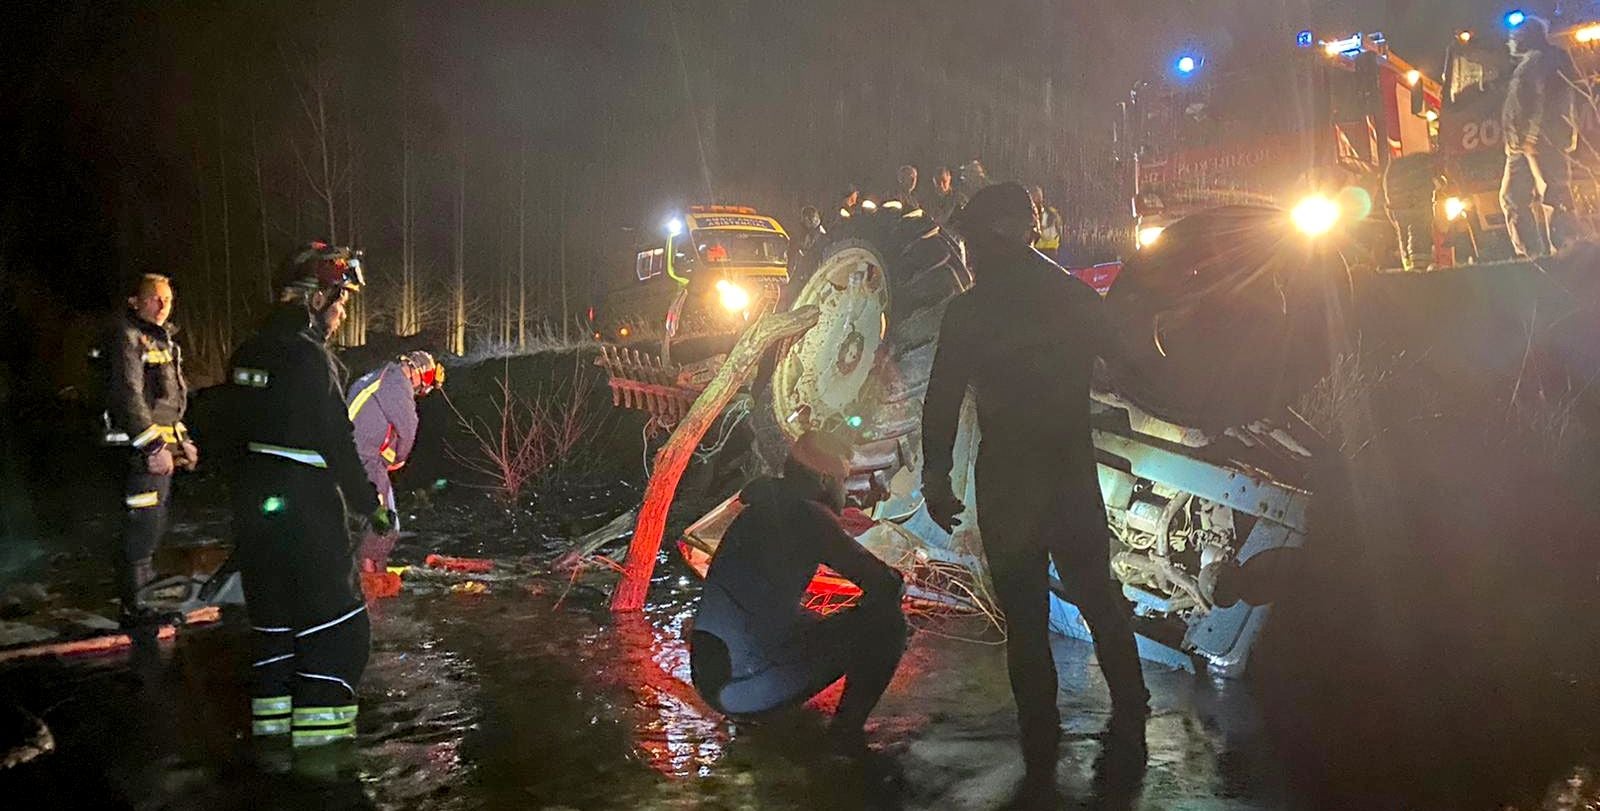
[
  {"xmin": 400, "ymin": 350, "xmax": 443, "ymax": 394},
  {"xmin": 278, "ymin": 242, "xmax": 365, "ymax": 294}
]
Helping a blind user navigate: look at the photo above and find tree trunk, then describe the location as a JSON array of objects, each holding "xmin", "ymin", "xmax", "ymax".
[
  {"xmin": 217, "ymin": 89, "xmax": 233, "ymax": 350},
  {"xmin": 251, "ymin": 107, "xmax": 271, "ymax": 307},
  {"xmin": 517, "ymin": 138, "xmax": 527, "ymax": 350},
  {"xmin": 451, "ymin": 145, "xmax": 466, "ymax": 355},
  {"xmin": 610, "ymin": 305, "xmax": 821, "ymax": 612}
]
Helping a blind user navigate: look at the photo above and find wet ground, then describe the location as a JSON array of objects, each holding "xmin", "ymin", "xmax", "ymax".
[{"xmin": 2, "ymin": 471, "xmax": 1597, "ymax": 809}]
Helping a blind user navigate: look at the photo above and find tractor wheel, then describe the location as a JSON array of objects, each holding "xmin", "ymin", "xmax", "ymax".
[{"xmin": 748, "ymin": 203, "xmax": 971, "ymax": 506}]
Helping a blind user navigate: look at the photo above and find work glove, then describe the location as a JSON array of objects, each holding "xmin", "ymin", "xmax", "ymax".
[
  {"xmin": 368, "ymin": 506, "xmax": 399, "ymax": 537},
  {"xmin": 146, "ymin": 446, "xmax": 175, "ymax": 476},
  {"xmin": 923, "ymin": 477, "xmax": 966, "ymax": 533},
  {"xmin": 174, "ymin": 441, "xmax": 200, "ymax": 471}
]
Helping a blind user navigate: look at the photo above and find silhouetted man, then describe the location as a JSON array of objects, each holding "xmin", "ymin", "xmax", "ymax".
[
  {"xmin": 890, "ymin": 164, "xmax": 920, "ymax": 210},
  {"xmin": 926, "ymin": 166, "xmax": 966, "ymax": 226},
  {"xmin": 691, "ymin": 430, "xmax": 906, "ymax": 754},
  {"xmin": 1501, "ymin": 15, "xmax": 1579, "ymax": 257},
  {"xmin": 921, "ymin": 182, "xmax": 1148, "ymax": 788}
]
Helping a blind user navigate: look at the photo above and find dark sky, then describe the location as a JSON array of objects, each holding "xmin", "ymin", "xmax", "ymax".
[{"xmin": 0, "ymin": 0, "xmax": 1560, "ymax": 357}]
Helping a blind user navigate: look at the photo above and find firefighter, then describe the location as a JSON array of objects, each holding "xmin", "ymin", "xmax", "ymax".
[
  {"xmin": 926, "ymin": 166, "xmax": 966, "ymax": 226},
  {"xmin": 346, "ymin": 350, "xmax": 444, "ymax": 572},
  {"xmin": 889, "ymin": 164, "xmax": 920, "ymax": 210},
  {"xmin": 787, "ymin": 205, "xmax": 827, "ymax": 289},
  {"xmin": 1030, "ymin": 185, "xmax": 1064, "ymax": 261},
  {"xmin": 827, "ymin": 183, "xmax": 861, "ymax": 232},
  {"xmin": 690, "ymin": 430, "xmax": 906, "ymax": 754},
  {"xmin": 920, "ymin": 182, "xmax": 1148, "ymax": 787},
  {"xmin": 99, "ymin": 273, "xmax": 196, "ymax": 625},
  {"xmin": 1500, "ymin": 15, "xmax": 1580, "ymax": 258},
  {"xmin": 1385, "ymin": 153, "xmax": 1441, "ymax": 271},
  {"xmin": 225, "ymin": 242, "xmax": 391, "ymax": 749}
]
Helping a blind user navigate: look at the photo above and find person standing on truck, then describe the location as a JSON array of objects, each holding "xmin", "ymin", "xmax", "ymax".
[
  {"xmin": 98, "ymin": 273, "xmax": 197, "ymax": 626},
  {"xmin": 1500, "ymin": 15, "xmax": 1580, "ymax": 258},
  {"xmin": 225, "ymin": 242, "xmax": 392, "ymax": 750},
  {"xmin": 1030, "ymin": 185, "xmax": 1064, "ymax": 261},
  {"xmin": 788, "ymin": 205, "xmax": 827, "ymax": 286},
  {"xmin": 925, "ymin": 166, "xmax": 966, "ymax": 226},
  {"xmin": 920, "ymin": 182, "xmax": 1149, "ymax": 788},
  {"xmin": 889, "ymin": 164, "xmax": 920, "ymax": 210},
  {"xmin": 827, "ymin": 184, "xmax": 861, "ymax": 232},
  {"xmin": 690, "ymin": 430, "xmax": 907, "ymax": 755},
  {"xmin": 346, "ymin": 350, "xmax": 443, "ymax": 573}
]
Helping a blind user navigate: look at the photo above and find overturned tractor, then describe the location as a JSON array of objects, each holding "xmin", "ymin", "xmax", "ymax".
[{"xmin": 602, "ymin": 202, "xmax": 1368, "ymax": 676}]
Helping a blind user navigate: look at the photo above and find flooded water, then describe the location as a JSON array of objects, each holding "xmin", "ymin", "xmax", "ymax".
[{"xmin": 2, "ymin": 474, "xmax": 1598, "ymax": 809}]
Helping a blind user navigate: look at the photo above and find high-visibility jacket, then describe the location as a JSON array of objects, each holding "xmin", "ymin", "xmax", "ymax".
[
  {"xmin": 1034, "ymin": 205, "xmax": 1063, "ymax": 252},
  {"xmin": 345, "ymin": 362, "xmax": 418, "ymax": 506},
  {"xmin": 96, "ymin": 310, "xmax": 188, "ymax": 453}
]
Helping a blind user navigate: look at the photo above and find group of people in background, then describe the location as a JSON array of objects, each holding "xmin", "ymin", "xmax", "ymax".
[{"xmin": 788, "ymin": 159, "xmax": 1069, "ymax": 284}]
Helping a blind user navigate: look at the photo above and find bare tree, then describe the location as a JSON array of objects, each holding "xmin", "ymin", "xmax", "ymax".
[
  {"xmin": 450, "ymin": 142, "xmax": 466, "ymax": 355},
  {"xmin": 249, "ymin": 104, "xmax": 272, "ymax": 308}
]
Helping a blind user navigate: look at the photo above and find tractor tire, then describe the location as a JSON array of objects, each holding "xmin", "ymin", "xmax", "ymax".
[{"xmin": 748, "ymin": 203, "xmax": 971, "ymax": 506}]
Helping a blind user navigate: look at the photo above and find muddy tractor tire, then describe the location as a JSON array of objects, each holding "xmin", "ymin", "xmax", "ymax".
[{"xmin": 748, "ymin": 204, "xmax": 971, "ymax": 505}]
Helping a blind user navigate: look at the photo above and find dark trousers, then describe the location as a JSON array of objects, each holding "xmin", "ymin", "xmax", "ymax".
[
  {"xmin": 691, "ymin": 597, "xmax": 906, "ymax": 731},
  {"xmin": 234, "ymin": 458, "xmax": 369, "ymax": 745},
  {"xmin": 114, "ymin": 452, "xmax": 172, "ymax": 609},
  {"xmin": 976, "ymin": 451, "xmax": 1148, "ymax": 769},
  {"xmin": 1501, "ymin": 146, "xmax": 1577, "ymax": 258}
]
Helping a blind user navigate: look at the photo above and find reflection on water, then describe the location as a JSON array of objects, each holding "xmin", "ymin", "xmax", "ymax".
[{"xmin": 4, "ymin": 484, "xmax": 1600, "ymax": 809}]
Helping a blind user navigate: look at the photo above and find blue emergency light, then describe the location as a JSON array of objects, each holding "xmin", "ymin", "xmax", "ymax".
[
  {"xmin": 1296, "ymin": 30, "xmax": 1315, "ymax": 47},
  {"xmin": 1506, "ymin": 9, "xmax": 1527, "ymax": 27},
  {"xmin": 1175, "ymin": 54, "xmax": 1199, "ymax": 75}
]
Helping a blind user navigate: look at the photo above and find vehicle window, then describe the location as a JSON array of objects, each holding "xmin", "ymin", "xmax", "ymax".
[
  {"xmin": 635, "ymin": 247, "xmax": 665, "ymax": 282},
  {"xmin": 692, "ymin": 231, "xmax": 789, "ymax": 266}
]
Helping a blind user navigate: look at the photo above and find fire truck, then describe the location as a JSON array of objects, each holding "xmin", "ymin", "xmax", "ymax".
[
  {"xmin": 1114, "ymin": 29, "xmax": 1442, "ymax": 261},
  {"xmin": 1116, "ymin": 13, "xmax": 1600, "ymax": 267}
]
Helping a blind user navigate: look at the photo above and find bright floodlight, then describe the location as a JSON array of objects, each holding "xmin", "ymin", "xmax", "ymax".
[
  {"xmin": 1176, "ymin": 55, "xmax": 1198, "ymax": 74},
  {"xmin": 1137, "ymin": 225, "xmax": 1166, "ymax": 248},
  {"xmin": 664, "ymin": 217, "xmax": 684, "ymax": 237},
  {"xmin": 1506, "ymin": 10, "xmax": 1527, "ymax": 28},
  {"xmin": 1458, "ymin": 30, "xmax": 1473, "ymax": 43},
  {"xmin": 1444, "ymin": 197, "xmax": 1469, "ymax": 221},
  {"xmin": 1406, "ymin": 69, "xmax": 1421, "ymax": 86},
  {"xmin": 1291, "ymin": 195, "xmax": 1341, "ymax": 237},
  {"xmin": 1576, "ymin": 24, "xmax": 1600, "ymax": 44},
  {"xmin": 715, "ymin": 279, "xmax": 751, "ymax": 312}
]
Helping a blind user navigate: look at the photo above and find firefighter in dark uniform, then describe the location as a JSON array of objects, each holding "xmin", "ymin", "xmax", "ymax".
[
  {"xmin": 1501, "ymin": 15, "xmax": 1580, "ymax": 258},
  {"xmin": 98, "ymin": 273, "xmax": 197, "ymax": 625},
  {"xmin": 920, "ymin": 183, "xmax": 1149, "ymax": 789},
  {"xmin": 225, "ymin": 243, "xmax": 391, "ymax": 749},
  {"xmin": 346, "ymin": 350, "xmax": 443, "ymax": 572}
]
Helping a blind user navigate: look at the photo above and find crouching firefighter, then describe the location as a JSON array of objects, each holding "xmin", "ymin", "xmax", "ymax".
[
  {"xmin": 94, "ymin": 273, "xmax": 197, "ymax": 626},
  {"xmin": 224, "ymin": 242, "xmax": 394, "ymax": 749},
  {"xmin": 690, "ymin": 430, "xmax": 907, "ymax": 754},
  {"xmin": 346, "ymin": 350, "xmax": 444, "ymax": 571}
]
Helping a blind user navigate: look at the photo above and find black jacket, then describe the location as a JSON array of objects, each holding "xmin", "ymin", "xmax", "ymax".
[
  {"xmin": 101, "ymin": 310, "xmax": 188, "ymax": 452},
  {"xmin": 921, "ymin": 246, "xmax": 1111, "ymax": 483},
  {"xmin": 224, "ymin": 304, "xmax": 377, "ymax": 510},
  {"xmin": 1503, "ymin": 48, "xmax": 1577, "ymax": 154},
  {"xmin": 694, "ymin": 475, "xmax": 902, "ymax": 672}
]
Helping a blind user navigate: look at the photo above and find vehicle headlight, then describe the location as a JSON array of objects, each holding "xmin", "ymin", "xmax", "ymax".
[
  {"xmin": 1443, "ymin": 196, "xmax": 1468, "ymax": 221},
  {"xmin": 1290, "ymin": 194, "xmax": 1341, "ymax": 237},
  {"xmin": 1137, "ymin": 225, "xmax": 1165, "ymax": 248},
  {"xmin": 715, "ymin": 279, "xmax": 751, "ymax": 312}
]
